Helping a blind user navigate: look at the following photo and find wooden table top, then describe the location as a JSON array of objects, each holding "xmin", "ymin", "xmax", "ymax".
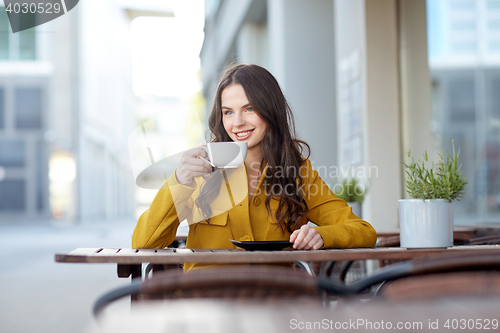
[{"xmin": 55, "ymin": 245, "xmax": 500, "ymax": 265}]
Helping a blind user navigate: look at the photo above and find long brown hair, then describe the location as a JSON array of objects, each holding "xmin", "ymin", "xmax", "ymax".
[{"xmin": 196, "ymin": 64, "xmax": 310, "ymax": 233}]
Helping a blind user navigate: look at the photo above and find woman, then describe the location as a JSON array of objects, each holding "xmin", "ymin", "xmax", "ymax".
[{"xmin": 132, "ymin": 64, "xmax": 376, "ymax": 271}]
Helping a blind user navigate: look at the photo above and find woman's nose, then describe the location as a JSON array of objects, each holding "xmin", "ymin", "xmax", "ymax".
[{"xmin": 233, "ymin": 113, "xmax": 245, "ymax": 127}]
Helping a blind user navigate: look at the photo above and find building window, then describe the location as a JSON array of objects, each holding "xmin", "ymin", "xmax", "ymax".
[
  {"xmin": 448, "ymin": 78, "xmax": 475, "ymax": 123},
  {"xmin": 488, "ymin": 0, "xmax": 500, "ymax": 10},
  {"xmin": 491, "ymin": 77, "xmax": 500, "ymax": 119},
  {"xmin": 19, "ymin": 29, "xmax": 36, "ymax": 60},
  {"xmin": 451, "ymin": 21, "xmax": 476, "ymax": 31},
  {"xmin": 489, "ymin": 41, "xmax": 500, "ymax": 52},
  {"xmin": 0, "ymin": 88, "xmax": 4, "ymax": 129},
  {"xmin": 488, "ymin": 20, "xmax": 500, "ymax": 30},
  {"xmin": 0, "ymin": 180, "xmax": 25, "ymax": 210},
  {"xmin": 15, "ymin": 87, "xmax": 42, "ymax": 129},
  {"xmin": 0, "ymin": 6, "xmax": 8, "ymax": 59},
  {"xmin": 450, "ymin": 0, "xmax": 476, "ymax": 11},
  {"xmin": 451, "ymin": 41, "xmax": 476, "ymax": 53},
  {"xmin": 0, "ymin": 140, "xmax": 26, "ymax": 167},
  {"xmin": 0, "ymin": 6, "xmax": 36, "ymax": 61}
]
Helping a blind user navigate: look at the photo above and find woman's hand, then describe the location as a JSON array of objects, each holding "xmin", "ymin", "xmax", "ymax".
[
  {"xmin": 290, "ymin": 224, "xmax": 324, "ymax": 250},
  {"xmin": 175, "ymin": 147, "xmax": 213, "ymax": 186}
]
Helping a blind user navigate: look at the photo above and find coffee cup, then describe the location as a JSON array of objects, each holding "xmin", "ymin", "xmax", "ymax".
[{"xmin": 200, "ymin": 142, "xmax": 247, "ymax": 168}]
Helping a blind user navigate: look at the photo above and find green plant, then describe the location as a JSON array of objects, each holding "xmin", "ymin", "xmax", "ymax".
[
  {"xmin": 333, "ymin": 177, "xmax": 367, "ymax": 204},
  {"xmin": 404, "ymin": 140, "xmax": 468, "ymax": 202}
]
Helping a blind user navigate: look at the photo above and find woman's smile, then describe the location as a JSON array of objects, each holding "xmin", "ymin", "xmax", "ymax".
[{"xmin": 233, "ymin": 129, "xmax": 254, "ymax": 140}]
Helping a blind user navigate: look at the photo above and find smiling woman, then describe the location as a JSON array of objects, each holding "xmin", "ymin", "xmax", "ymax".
[{"xmin": 132, "ymin": 64, "xmax": 377, "ymax": 271}]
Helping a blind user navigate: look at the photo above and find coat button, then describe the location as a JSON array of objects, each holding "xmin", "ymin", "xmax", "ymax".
[{"xmin": 253, "ymin": 197, "xmax": 261, "ymax": 206}]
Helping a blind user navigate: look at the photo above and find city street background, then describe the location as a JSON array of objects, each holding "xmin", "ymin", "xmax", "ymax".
[{"xmin": 0, "ymin": 219, "xmax": 136, "ymax": 333}]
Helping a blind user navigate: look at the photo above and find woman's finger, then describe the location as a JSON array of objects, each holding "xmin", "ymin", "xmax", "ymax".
[
  {"xmin": 289, "ymin": 230, "xmax": 299, "ymax": 242},
  {"xmin": 293, "ymin": 226, "xmax": 324, "ymax": 250},
  {"xmin": 184, "ymin": 147, "xmax": 207, "ymax": 158},
  {"xmin": 292, "ymin": 229, "xmax": 305, "ymax": 249},
  {"xmin": 180, "ymin": 156, "xmax": 212, "ymax": 173},
  {"xmin": 176, "ymin": 147, "xmax": 212, "ymax": 185},
  {"xmin": 292, "ymin": 225, "xmax": 311, "ymax": 249},
  {"xmin": 185, "ymin": 161, "xmax": 212, "ymax": 173},
  {"xmin": 298, "ymin": 231, "xmax": 314, "ymax": 250},
  {"xmin": 311, "ymin": 233, "xmax": 324, "ymax": 250}
]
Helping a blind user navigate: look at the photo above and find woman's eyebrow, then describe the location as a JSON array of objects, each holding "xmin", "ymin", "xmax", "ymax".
[{"xmin": 221, "ymin": 103, "xmax": 251, "ymax": 110}]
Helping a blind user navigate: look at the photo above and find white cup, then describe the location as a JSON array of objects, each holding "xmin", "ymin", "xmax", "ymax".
[{"xmin": 201, "ymin": 142, "xmax": 247, "ymax": 168}]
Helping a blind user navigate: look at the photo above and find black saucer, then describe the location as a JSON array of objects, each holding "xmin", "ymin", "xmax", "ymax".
[{"xmin": 230, "ymin": 240, "xmax": 293, "ymax": 251}]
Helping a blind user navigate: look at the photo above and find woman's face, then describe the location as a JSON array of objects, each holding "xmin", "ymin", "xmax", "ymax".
[{"xmin": 221, "ymin": 83, "xmax": 267, "ymax": 152}]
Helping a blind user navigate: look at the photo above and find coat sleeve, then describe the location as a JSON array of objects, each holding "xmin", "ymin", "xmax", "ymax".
[
  {"xmin": 301, "ymin": 160, "xmax": 377, "ymax": 249},
  {"xmin": 132, "ymin": 172, "xmax": 197, "ymax": 249}
]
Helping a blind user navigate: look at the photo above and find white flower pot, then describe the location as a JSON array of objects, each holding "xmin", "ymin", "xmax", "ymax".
[{"xmin": 399, "ymin": 199, "xmax": 453, "ymax": 248}]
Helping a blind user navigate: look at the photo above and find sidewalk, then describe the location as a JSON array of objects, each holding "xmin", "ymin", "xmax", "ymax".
[{"xmin": 0, "ymin": 218, "xmax": 138, "ymax": 333}]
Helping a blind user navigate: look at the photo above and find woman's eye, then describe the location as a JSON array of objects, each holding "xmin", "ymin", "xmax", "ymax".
[
  {"xmin": 246, "ymin": 107, "xmax": 253, "ymax": 112},
  {"xmin": 223, "ymin": 110, "xmax": 233, "ymax": 115}
]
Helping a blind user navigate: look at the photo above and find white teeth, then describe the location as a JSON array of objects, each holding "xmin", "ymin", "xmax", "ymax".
[{"xmin": 236, "ymin": 131, "xmax": 251, "ymax": 137}]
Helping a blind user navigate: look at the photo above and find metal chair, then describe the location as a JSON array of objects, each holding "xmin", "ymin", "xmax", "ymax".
[
  {"xmin": 379, "ymin": 271, "xmax": 500, "ymax": 301},
  {"xmin": 467, "ymin": 234, "xmax": 500, "ymax": 245},
  {"xmin": 296, "ymin": 234, "xmax": 500, "ymax": 285},
  {"xmin": 317, "ymin": 234, "xmax": 475, "ymax": 286},
  {"xmin": 318, "ymin": 252, "xmax": 500, "ymax": 299},
  {"xmin": 93, "ymin": 265, "xmax": 324, "ymax": 318}
]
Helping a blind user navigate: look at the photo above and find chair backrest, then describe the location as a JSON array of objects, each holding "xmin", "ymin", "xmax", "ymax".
[
  {"xmin": 318, "ymin": 253, "xmax": 500, "ymax": 297},
  {"xmin": 140, "ymin": 265, "xmax": 321, "ymax": 301},
  {"xmin": 379, "ymin": 271, "xmax": 500, "ymax": 301},
  {"xmin": 94, "ymin": 265, "xmax": 321, "ymax": 318},
  {"xmin": 468, "ymin": 235, "xmax": 500, "ymax": 245}
]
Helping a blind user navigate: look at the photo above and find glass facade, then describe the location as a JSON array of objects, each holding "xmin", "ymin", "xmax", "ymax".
[
  {"xmin": 0, "ymin": 6, "xmax": 9, "ymax": 60},
  {"xmin": 0, "ymin": 140, "xmax": 25, "ymax": 167},
  {"xmin": 0, "ymin": 180, "xmax": 25, "ymax": 211},
  {"xmin": 19, "ymin": 30, "xmax": 37, "ymax": 60},
  {"xmin": 15, "ymin": 87, "xmax": 42, "ymax": 129},
  {"xmin": 428, "ymin": 0, "xmax": 500, "ymax": 223},
  {"xmin": 36, "ymin": 140, "xmax": 44, "ymax": 211},
  {"xmin": 0, "ymin": 6, "xmax": 36, "ymax": 60},
  {"xmin": 0, "ymin": 83, "xmax": 46, "ymax": 216},
  {"xmin": 0, "ymin": 88, "xmax": 4, "ymax": 129}
]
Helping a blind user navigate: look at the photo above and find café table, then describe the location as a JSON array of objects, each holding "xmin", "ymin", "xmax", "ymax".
[{"xmin": 55, "ymin": 245, "xmax": 500, "ymax": 280}]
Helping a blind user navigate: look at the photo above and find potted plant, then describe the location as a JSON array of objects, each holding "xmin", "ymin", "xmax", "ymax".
[
  {"xmin": 333, "ymin": 177, "xmax": 368, "ymax": 218},
  {"xmin": 400, "ymin": 141, "xmax": 468, "ymax": 248}
]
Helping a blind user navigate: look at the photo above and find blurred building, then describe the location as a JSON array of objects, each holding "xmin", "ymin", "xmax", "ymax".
[
  {"xmin": 0, "ymin": 1, "xmax": 173, "ymax": 223},
  {"xmin": 428, "ymin": 0, "xmax": 500, "ymax": 223},
  {"xmin": 201, "ymin": 0, "xmax": 431, "ymax": 231}
]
